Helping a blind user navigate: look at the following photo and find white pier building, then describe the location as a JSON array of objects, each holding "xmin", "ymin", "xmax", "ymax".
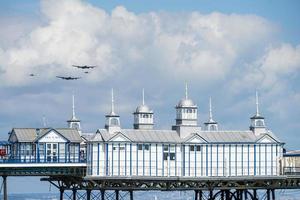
[{"xmin": 86, "ymin": 88, "xmax": 283, "ymax": 177}]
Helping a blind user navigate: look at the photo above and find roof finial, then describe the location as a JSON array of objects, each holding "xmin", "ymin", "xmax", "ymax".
[
  {"xmin": 185, "ymin": 82, "xmax": 188, "ymax": 100},
  {"xmin": 142, "ymin": 88, "xmax": 145, "ymax": 105},
  {"xmin": 209, "ymin": 97, "xmax": 213, "ymax": 122},
  {"xmin": 256, "ymin": 91, "xmax": 260, "ymax": 116},
  {"xmin": 111, "ymin": 88, "xmax": 115, "ymax": 115},
  {"xmin": 72, "ymin": 94, "xmax": 76, "ymax": 119}
]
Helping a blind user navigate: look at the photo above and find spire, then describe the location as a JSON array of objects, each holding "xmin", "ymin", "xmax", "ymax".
[
  {"xmin": 142, "ymin": 88, "xmax": 145, "ymax": 105},
  {"xmin": 185, "ymin": 82, "xmax": 188, "ymax": 100},
  {"xmin": 256, "ymin": 91, "xmax": 260, "ymax": 116},
  {"xmin": 209, "ymin": 97, "xmax": 213, "ymax": 122},
  {"xmin": 110, "ymin": 88, "xmax": 115, "ymax": 115}
]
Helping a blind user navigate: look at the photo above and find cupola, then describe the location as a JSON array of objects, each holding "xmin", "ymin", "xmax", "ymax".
[
  {"xmin": 204, "ymin": 97, "xmax": 218, "ymax": 131},
  {"xmin": 133, "ymin": 89, "xmax": 154, "ymax": 129},
  {"xmin": 174, "ymin": 83, "xmax": 198, "ymax": 126},
  {"xmin": 105, "ymin": 89, "xmax": 121, "ymax": 133},
  {"xmin": 67, "ymin": 94, "xmax": 81, "ymax": 132},
  {"xmin": 250, "ymin": 91, "xmax": 267, "ymax": 136}
]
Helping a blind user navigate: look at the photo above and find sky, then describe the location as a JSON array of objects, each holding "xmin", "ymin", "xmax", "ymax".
[{"xmin": 0, "ymin": 0, "xmax": 300, "ymax": 194}]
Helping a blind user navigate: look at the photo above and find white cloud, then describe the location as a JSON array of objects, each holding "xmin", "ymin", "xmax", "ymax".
[{"xmin": 0, "ymin": 0, "xmax": 277, "ymax": 87}]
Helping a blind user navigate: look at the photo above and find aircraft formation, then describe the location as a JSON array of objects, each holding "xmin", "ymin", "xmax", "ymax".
[{"xmin": 29, "ymin": 65, "xmax": 97, "ymax": 80}]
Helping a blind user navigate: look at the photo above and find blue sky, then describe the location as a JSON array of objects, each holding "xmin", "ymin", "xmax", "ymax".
[{"xmin": 0, "ymin": 0, "xmax": 300, "ymax": 194}]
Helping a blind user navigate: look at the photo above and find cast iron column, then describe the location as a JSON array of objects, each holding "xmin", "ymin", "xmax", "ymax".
[{"xmin": 2, "ymin": 176, "xmax": 7, "ymax": 200}]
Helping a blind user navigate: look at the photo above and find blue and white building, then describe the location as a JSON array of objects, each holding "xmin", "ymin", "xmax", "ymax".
[
  {"xmin": 7, "ymin": 96, "xmax": 83, "ymax": 163},
  {"xmin": 86, "ymin": 89, "xmax": 284, "ymax": 177}
]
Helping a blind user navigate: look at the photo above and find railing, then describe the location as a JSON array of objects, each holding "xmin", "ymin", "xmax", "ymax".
[
  {"xmin": 283, "ymin": 167, "xmax": 300, "ymax": 175},
  {"xmin": 0, "ymin": 156, "xmax": 86, "ymax": 164}
]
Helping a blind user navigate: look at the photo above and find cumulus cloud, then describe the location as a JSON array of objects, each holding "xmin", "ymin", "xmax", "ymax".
[
  {"xmin": 0, "ymin": 0, "xmax": 276, "ymax": 86},
  {"xmin": 229, "ymin": 43, "xmax": 300, "ymax": 94}
]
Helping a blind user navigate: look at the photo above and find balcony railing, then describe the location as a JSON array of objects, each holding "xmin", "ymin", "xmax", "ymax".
[{"xmin": 0, "ymin": 156, "xmax": 86, "ymax": 164}]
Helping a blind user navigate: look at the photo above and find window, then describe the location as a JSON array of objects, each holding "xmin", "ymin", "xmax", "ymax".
[
  {"xmin": 138, "ymin": 144, "xmax": 149, "ymax": 151},
  {"xmin": 143, "ymin": 114, "xmax": 149, "ymax": 118},
  {"xmin": 256, "ymin": 120, "xmax": 264, "ymax": 127},
  {"xmin": 210, "ymin": 124, "xmax": 217, "ymax": 131},
  {"xmin": 190, "ymin": 145, "xmax": 201, "ymax": 151},
  {"xmin": 110, "ymin": 118, "xmax": 119, "ymax": 126},
  {"xmin": 138, "ymin": 144, "xmax": 143, "ymax": 150},
  {"xmin": 163, "ymin": 145, "xmax": 176, "ymax": 161}
]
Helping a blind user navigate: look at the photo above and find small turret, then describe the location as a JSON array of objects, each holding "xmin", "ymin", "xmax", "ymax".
[
  {"xmin": 67, "ymin": 94, "xmax": 81, "ymax": 132},
  {"xmin": 133, "ymin": 89, "xmax": 154, "ymax": 129},
  {"xmin": 250, "ymin": 91, "xmax": 267, "ymax": 136},
  {"xmin": 204, "ymin": 97, "xmax": 218, "ymax": 131},
  {"xmin": 105, "ymin": 89, "xmax": 121, "ymax": 133},
  {"xmin": 172, "ymin": 83, "xmax": 200, "ymax": 138}
]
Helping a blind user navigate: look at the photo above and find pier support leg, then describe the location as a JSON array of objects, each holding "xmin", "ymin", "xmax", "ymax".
[
  {"xmin": 194, "ymin": 190, "xmax": 198, "ymax": 200},
  {"xmin": 253, "ymin": 189, "xmax": 257, "ymax": 200},
  {"xmin": 59, "ymin": 188, "xmax": 64, "ymax": 200},
  {"xmin": 267, "ymin": 189, "xmax": 270, "ymax": 200},
  {"xmin": 271, "ymin": 189, "xmax": 275, "ymax": 200},
  {"xmin": 238, "ymin": 190, "xmax": 243, "ymax": 200},
  {"xmin": 101, "ymin": 190, "xmax": 105, "ymax": 200},
  {"xmin": 225, "ymin": 190, "xmax": 230, "ymax": 200},
  {"xmin": 86, "ymin": 189, "xmax": 91, "ymax": 200},
  {"xmin": 72, "ymin": 189, "xmax": 77, "ymax": 200},
  {"xmin": 244, "ymin": 190, "xmax": 248, "ymax": 200},
  {"xmin": 209, "ymin": 190, "xmax": 213, "ymax": 200},
  {"xmin": 129, "ymin": 190, "xmax": 133, "ymax": 200},
  {"xmin": 199, "ymin": 190, "xmax": 203, "ymax": 200},
  {"xmin": 2, "ymin": 176, "xmax": 7, "ymax": 200},
  {"xmin": 115, "ymin": 190, "xmax": 119, "ymax": 200},
  {"xmin": 221, "ymin": 190, "xmax": 224, "ymax": 200}
]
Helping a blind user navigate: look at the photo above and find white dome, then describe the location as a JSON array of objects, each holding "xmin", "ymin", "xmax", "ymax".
[
  {"xmin": 136, "ymin": 104, "xmax": 152, "ymax": 113},
  {"xmin": 177, "ymin": 99, "xmax": 196, "ymax": 107}
]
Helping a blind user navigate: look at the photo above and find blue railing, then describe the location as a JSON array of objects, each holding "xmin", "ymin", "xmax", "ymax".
[{"xmin": 0, "ymin": 156, "xmax": 86, "ymax": 164}]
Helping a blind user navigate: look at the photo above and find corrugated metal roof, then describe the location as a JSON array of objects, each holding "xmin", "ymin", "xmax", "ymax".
[
  {"xmin": 90, "ymin": 129, "xmax": 280, "ymax": 144},
  {"xmin": 10, "ymin": 128, "xmax": 82, "ymax": 143}
]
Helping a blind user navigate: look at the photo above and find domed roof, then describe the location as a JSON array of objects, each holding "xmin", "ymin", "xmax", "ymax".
[
  {"xmin": 136, "ymin": 104, "xmax": 153, "ymax": 113},
  {"xmin": 177, "ymin": 99, "xmax": 196, "ymax": 107}
]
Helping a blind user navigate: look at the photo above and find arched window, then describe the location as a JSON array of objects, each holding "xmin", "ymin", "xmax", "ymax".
[
  {"xmin": 143, "ymin": 114, "xmax": 149, "ymax": 118},
  {"xmin": 210, "ymin": 124, "xmax": 217, "ymax": 131},
  {"xmin": 110, "ymin": 118, "xmax": 119, "ymax": 126},
  {"xmin": 255, "ymin": 120, "xmax": 264, "ymax": 127}
]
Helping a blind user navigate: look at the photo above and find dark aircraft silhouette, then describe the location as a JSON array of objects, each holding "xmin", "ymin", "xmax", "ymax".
[
  {"xmin": 56, "ymin": 76, "xmax": 81, "ymax": 80},
  {"xmin": 29, "ymin": 74, "xmax": 35, "ymax": 77},
  {"xmin": 84, "ymin": 71, "xmax": 89, "ymax": 74},
  {"xmin": 72, "ymin": 65, "xmax": 97, "ymax": 69}
]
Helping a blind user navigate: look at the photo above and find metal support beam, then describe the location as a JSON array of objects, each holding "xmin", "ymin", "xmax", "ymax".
[
  {"xmin": 101, "ymin": 190, "xmax": 105, "ymax": 200},
  {"xmin": 73, "ymin": 189, "xmax": 77, "ymax": 200},
  {"xmin": 59, "ymin": 188, "xmax": 64, "ymax": 200},
  {"xmin": 271, "ymin": 189, "xmax": 275, "ymax": 200},
  {"xmin": 2, "ymin": 176, "xmax": 7, "ymax": 200},
  {"xmin": 86, "ymin": 189, "xmax": 91, "ymax": 200},
  {"xmin": 199, "ymin": 190, "xmax": 202, "ymax": 200},
  {"xmin": 194, "ymin": 190, "xmax": 198, "ymax": 200},
  {"xmin": 209, "ymin": 190, "xmax": 213, "ymax": 200},
  {"xmin": 238, "ymin": 190, "xmax": 243, "ymax": 200},
  {"xmin": 129, "ymin": 190, "xmax": 133, "ymax": 200},
  {"xmin": 253, "ymin": 189, "xmax": 257, "ymax": 200},
  {"xmin": 225, "ymin": 190, "xmax": 230, "ymax": 200},
  {"xmin": 244, "ymin": 190, "xmax": 248, "ymax": 200},
  {"xmin": 221, "ymin": 190, "xmax": 224, "ymax": 200},
  {"xmin": 115, "ymin": 190, "xmax": 119, "ymax": 200},
  {"xmin": 267, "ymin": 189, "xmax": 270, "ymax": 200}
]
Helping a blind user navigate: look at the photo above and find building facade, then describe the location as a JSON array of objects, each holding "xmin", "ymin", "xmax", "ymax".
[{"xmin": 86, "ymin": 89, "xmax": 284, "ymax": 177}]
